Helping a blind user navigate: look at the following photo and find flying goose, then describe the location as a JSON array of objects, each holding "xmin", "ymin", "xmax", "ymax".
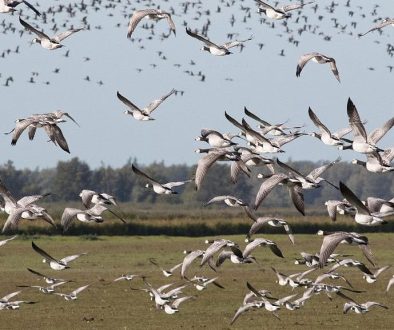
[
  {"xmin": 244, "ymin": 208, "xmax": 294, "ymax": 244},
  {"xmin": 19, "ymin": 281, "xmax": 68, "ymax": 294},
  {"xmin": 343, "ymin": 301, "xmax": 388, "ymax": 314},
  {"xmin": 117, "ymin": 89, "xmax": 175, "ymax": 121},
  {"xmin": 205, "ymin": 195, "xmax": 248, "ymax": 207},
  {"xmin": 195, "ymin": 129, "xmax": 236, "ymax": 148},
  {"xmin": 186, "ymin": 27, "xmax": 251, "ymax": 56},
  {"xmin": 324, "ymin": 199, "xmax": 355, "ymax": 222},
  {"xmin": 339, "ymin": 182, "xmax": 388, "ymax": 226},
  {"xmin": 0, "ymin": 235, "xmax": 17, "ymax": 247},
  {"xmin": 0, "ymin": 0, "xmax": 40, "ymax": 15},
  {"xmin": 230, "ymin": 301, "xmax": 264, "ymax": 325},
  {"xmin": 27, "ymin": 268, "xmax": 68, "ymax": 285},
  {"xmin": 189, "ymin": 276, "xmax": 224, "ymax": 291},
  {"xmin": 362, "ymin": 265, "xmax": 391, "ymax": 284},
  {"xmin": 294, "ymin": 252, "xmax": 320, "ymax": 267},
  {"xmin": 114, "ymin": 274, "xmax": 143, "ymax": 282},
  {"xmin": 314, "ymin": 272, "xmax": 354, "ymax": 289},
  {"xmin": 255, "ymin": 1, "xmax": 314, "ymax": 20},
  {"xmin": 54, "ymin": 284, "xmax": 90, "ymax": 301},
  {"xmin": 215, "ymin": 246, "xmax": 257, "ymax": 267},
  {"xmin": 308, "ymin": 107, "xmax": 352, "ymax": 147},
  {"xmin": 162, "ymin": 296, "xmax": 195, "ymax": 314},
  {"xmin": 243, "ymin": 283, "xmax": 277, "ymax": 305},
  {"xmin": 200, "ymin": 239, "xmax": 236, "ymax": 266},
  {"xmin": 181, "ymin": 249, "xmax": 205, "ymax": 279},
  {"xmin": 296, "ymin": 52, "xmax": 340, "ymax": 82},
  {"xmin": 243, "ymin": 238, "xmax": 284, "ymax": 259},
  {"xmin": 317, "ymin": 231, "xmax": 372, "ymax": 268},
  {"xmin": 358, "ymin": 19, "xmax": 394, "ymax": 37},
  {"xmin": 19, "ymin": 16, "xmax": 83, "ymax": 50},
  {"xmin": 352, "ymin": 148, "xmax": 394, "ymax": 173},
  {"xmin": 328, "ymin": 258, "xmax": 374, "ymax": 276},
  {"xmin": 61, "ymin": 204, "xmax": 125, "ymax": 232},
  {"xmin": 79, "ymin": 190, "xmax": 118, "ymax": 208},
  {"xmin": 347, "ymin": 98, "xmax": 394, "ymax": 154},
  {"xmin": 32, "ymin": 241, "xmax": 86, "ymax": 270},
  {"xmin": 149, "ymin": 259, "xmax": 182, "ymax": 277},
  {"xmin": 127, "ymin": 9, "xmax": 176, "ymax": 38},
  {"xmin": 271, "ymin": 267, "xmax": 300, "ymax": 288},
  {"xmin": 132, "ymin": 164, "xmax": 191, "ymax": 194}
]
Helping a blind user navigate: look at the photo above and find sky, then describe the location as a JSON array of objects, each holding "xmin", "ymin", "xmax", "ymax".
[{"xmin": 0, "ymin": 0, "xmax": 393, "ymax": 169}]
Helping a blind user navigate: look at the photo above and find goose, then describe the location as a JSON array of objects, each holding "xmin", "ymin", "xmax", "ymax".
[
  {"xmin": 0, "ymin": 300, "xmax": 36, "ymax": 310},
  {"xmin": 200, "ymin": 239, "xmax": 236, "ymax": 266},
  {"xmin": 296, "ymin": 52, "xmax": 340, "ymax": 82},
  {"xmin": 149, "ymin": 259, "xmax": 182, "ymax": 277},
  {"xmin": 317, "ymin": 232, "xmax": 372, "ymax": 268},
  {"xmin": 254, "ymin": 173, "xmax": 305, "ymax": 215},
  {"xmin": 324, "ymin": 199, "xmax": 355, "ymax": 221},
  {"xmin": 205, "ymin": 195, "xmax": 248, "ymax": 207},
  {"xmin": 54, "ymin": 284, "xmax": 90, "ymax": 301},
  {"xmin": 132, "ymin": 164, "xmax": 191, "ymax": 194},
  {"xmin": 19, "ymin": 16, "xmax": 83, "ymax": 50},
  {"xmin": 276, "ymin": 158, "xmax": 340, "ymax": 190},
  {"xmin": 79, "ymin": 190, "xmax": 118, "ymax": 208},
  {"xmin": 244, "ymin": 208, "xmax": 294, "ymax": 244},
  {"xmin": 358, "ymin": 19, "xmax": 394, "ymax": 37},
  {"xmin": 61, "ymin": 204, "xmax": 125, "ymax": 232},
  {"xmin": 352, "ymin": 148, "xmax": 394, "ymax": 173},
  {"xmin": 127, "ymin": 9, "xmax": 176, "ymax": 38},
  {"xmin": 195, "ymin": 129, "xmax": 237, "ymax": 148},
  {"xmin": 142, "ymin": 280, "xmax": 172, "ymax": 307},
  {"xmin": 247, "ymin": 281, "xmax": 294, "ymax": 309},
  {"xmin": 186, "ymin": 27, "xmax": 252, "ymax": 56},
  {"xmin": 243, "ymin": 283, "xmax": 277, "ymax": 305},
  {"xmin": 344, "ymin": 301, "xmax": 388, "ymax": 314},
  {"xmin": 314, "ymin": 272, "xmax": 354, "ymax": 289},
  {"xmin": 255, "ymin": 1, "xmax": 314, "ymax": 20},
  {"xmin": 362, "ymin": 265, "xmax": 391, "ymax": 284},
  {"xmin": 189, "ymin": 276, "xmax": 224, "ymax": 291},
  {"xmin": 19, "ymin": 281, "xmax": 68, "ymax": 294},
  {"xmin": 116, "ymin": 89, "xmax": 175, "ymax": 121},
  {"xmin": 339, "ymin": 182, "xmax": 388, "ymax": 226},
  {"xmin": 215, "ymin": 246, "xmax": 257, "ymax": 267},
  {"xmin": 32, "ymin": 241, "xmax": 86, "ymax": 270},
  {"xmin": 114, "ymin": 274, "xmax": 143, "ymax": 282},
  {"xmin": 27, "ymin": 268, "xmax": 68, "ymax": 285},
  {"xmin": 194, "ymin": 148, "xmax": 240, "ymax": 190},
  {"xmin": 346, "ymin": 98, "xmax": 394, "ymax": 154},
  {"xmin": 363, "ymin": 196, "xmax": 394, "ymax": 213},
  {"xmin": 317, "ymin": 284, "xmax": 364, "ymax": 301},
  {"xmin": 243, "ymin": 238, "xmax": 284, "ymax": 259},
  {"xmin": 0, "ymin": 235, "xmax": 17, "ymax": 247},
  {"xmin": 294, "ymin": 252, "xmax": 320, "ymax": 267},
  {"xmin": 308, "ymin": 107, "xmax": 352, "ymax": 147},
  {"xmin": 271, "ymin": 267, "xmax": 300, "ymax": 288},
  {"xmin": 162, "ymin": 296, "xmax": 195, "ymax": 314},
  {"xmin": 230, "ymin": 301, "xmax": 264, "ymax": 325},
  {"xmin": 0, "ymin": 0, "xmax": 40, "ymax": 15}
]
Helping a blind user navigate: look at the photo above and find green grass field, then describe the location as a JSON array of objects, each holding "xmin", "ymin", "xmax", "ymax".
[{"xmin": 0, "ymin": 234, "xmax": 393, "ymax": 329}]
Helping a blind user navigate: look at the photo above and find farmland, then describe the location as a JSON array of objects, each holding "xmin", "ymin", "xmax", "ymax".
[{"xmin": 0, "ymin": 234, "xmax": 392, "ymax": 329}]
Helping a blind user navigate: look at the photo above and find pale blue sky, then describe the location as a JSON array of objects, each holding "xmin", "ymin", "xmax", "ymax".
[{"xmin": 0, "ymin": 0, "xmax": 393, "ymax": 169}]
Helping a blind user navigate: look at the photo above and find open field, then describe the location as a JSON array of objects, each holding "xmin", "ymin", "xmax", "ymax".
[{"xmin": 0, "ymin": 234, "xmax": 393, "ymax": 330}]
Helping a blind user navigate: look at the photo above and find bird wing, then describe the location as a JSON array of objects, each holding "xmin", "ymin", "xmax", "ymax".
[
  {"xmin": 296, "ymin": 53, "xmax": 319, "ymax": 77},
  {"xmin": 17, "ymin": 193, "xmax": 50, "ymax": 207},
  {"xmin": 2, "ymin": 207, "xmax": 29, "ymax": 233},
  {"xmin": 223, "ymin": 36, "xmax": 253, "ymax": 49},
  {"xmin": 307, "ymin": 157, "xmax": 340, "ymax": 180},
  {"xmin": 288, "ymin": 184, "xmax": 305, "ymax": 216},
  {"xmin": 71, "ymin": 284, "xmax": 89, "ymax": 296},
  {"xmin": 164, "ymin": 13, "xmax": 176, "ymax": 34},
  {"xmin": 329, "ymin": 59, "xmax": 341, "ymax": 82},
  {"xmin": 276, "ymin": 159, "xmax": 306, "ymax": 181},
  {"xmin": 19, "ymin": 16, "xmax": 50, "ymax": 40},
  {"xmin": 28, "ymin": 125, "xmax": 37, "ymax": 140},
  {"xmin": 359, "ymin": 19, "xmax": 394, "ymax": 37},
  {"xmin": 282, "ymin": 1, "xmax": 314, "ymax": 12},
  {"xmin": 339, "ymin": 182, "xmax": 370, "ymax": 215},
  {"xmin": 162, "ymin": 179, "xmax": 191, "ymax": 189},
  {"xmin": 80, "ymin": 190, "xmax": 95, "ymax": 208},
  {"xmin": 255, "ymin": 0, "xmax": 276, "ymax": 10},
  {"xmin": 185, "ymin": 27, "xmax": 218, "ymax": 48},
  {"xmin": 381, "ymin": 147, "xmax": 394, "ymax": 164},
  {"xmin": 254, "ymin": 173, "xmax": 288, "ymax": 210},
  {"xmin": 319, "ymin": 233, "xmax": 350, "ymax": 267},
  {"xmin": 127, "ymin": 9, "xmax": 157, "ymax": 38},
  {"xmin": 26, "ymin": 267, "xmax": 48, "ymax": 279},
  {"xmin": 61, "ymin": 208, "xmax": 81, "ymax": 232},
  {"xmin": 21, "ymin": 0, "xmax": 41, "ymax": 15},
  {"xmin": 215, "ymin": 250, "xmax": 233, "ymax": 267},
  {"xmin": 31, "ymin": 241, "xmax": 59, "ymax": 264},
  {"xmin": 326, "ymin": 201, "xmax": 342, "ymax": 221},
  {"xmin": 195, "ymin": 151, "xmax": 226, "ymax": 190},
  {"xmin": 230, "ymin": 303, "xmax": 258, "ymax": 325},
  {"xmin": 248, "ymin": 217, "xmax": 269, "ymax": 238},
  {"xmin": 343, "ymin": 302, "xmax": 357, "ymax": 314},
  {"xmin": 308, "ymin": 107, "xmax": 331, "ymax": 137},
  {"xmin": 132, "ymin": 164, "xmax": 160, "ymax": 185},
  {"xmin": 224, "ymin": 111, "xmax": 245, "ymax": 132},
  {"xmin": 116, "ymin": 91, "xmax": 141, "ymax": 112},
  {"xmin": 0, "ymin": 180, "xmax": 18, "ymax": 206},
  {"xmin": 0, "ymin": 290, "xmax": 21, "ymax": 302},
  {"xmin": 60, "ymin": 253, "xmax": 87, "ymax": 265},
  {"xmin": 230, "ymin": 159, "xmax": 250, "ymax": 184},
  {"xmin": 145, "ymin": 89, "xmax": 176, "ymax": 114},
  {"xmin": 172, "ymin": 296, "xmax": 194, "ymax": 309},
  {"xmin": 368, "ymin": 117, "xmax": 394, "ymax": 144},
  {"xmin": 347, "ymin": 98, "xmax": 368, "ymax": 140},
  {"xmin": 51, "ymin": 125, "xmax": 70, "ymax": 153},
  {"xmin": 11, "ymin": 118, "xmax": 36, "ymax": 145},
  {"xmin": 52, "ymin": 28, "xmax": 83, "ymax": 42},
  {"xmin": 181, "ymin": 250, "xmax": 204, "ymax": 279}
]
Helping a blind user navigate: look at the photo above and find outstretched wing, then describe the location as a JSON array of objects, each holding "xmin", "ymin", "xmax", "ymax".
[
  {"xmin": 145, "ymin": 89, "xmax": 176, "ymax": 114},
  {"xmin": 53, "ymin": 28, "xmax": 83, "ymax": 42},
  {"xmin": 19, "ymin": 16, "xmax": 50, "ymax": 40},
  {"xmin": 186, "ymin": 27, "xmax": 218, "ymax": 48}
]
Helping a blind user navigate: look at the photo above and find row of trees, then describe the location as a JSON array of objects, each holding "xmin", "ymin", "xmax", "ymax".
[{"xmin": 0, "ymin": 157, "xmax": 393, "ymax": 208}]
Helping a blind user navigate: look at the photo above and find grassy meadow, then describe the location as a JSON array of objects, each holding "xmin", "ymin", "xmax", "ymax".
[{"xmin": 0, "ymin": 234, "xmax": 393, "ymax": 330}]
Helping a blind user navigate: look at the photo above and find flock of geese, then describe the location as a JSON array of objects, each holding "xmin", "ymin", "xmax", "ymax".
[{"xmin": 1, "ymin": 0, "xmax": 394, "ymax": 326}]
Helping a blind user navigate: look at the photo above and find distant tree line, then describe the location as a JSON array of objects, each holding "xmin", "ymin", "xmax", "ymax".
[{"xmin": 0, "ymin": 157, "xmax": 393, "ymax": 208}]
